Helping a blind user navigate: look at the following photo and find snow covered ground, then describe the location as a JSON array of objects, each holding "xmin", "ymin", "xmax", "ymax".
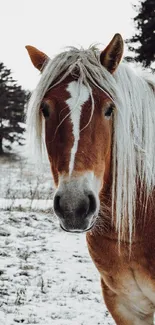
[{"xmin": 0, "ymin": 149, "xmax": 114, "ymax": 325}]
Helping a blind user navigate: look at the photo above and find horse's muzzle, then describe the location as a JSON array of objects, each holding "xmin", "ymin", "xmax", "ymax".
[{"xmin": 53, "ymin": 191, "xmax": 97, "ymax": 232}]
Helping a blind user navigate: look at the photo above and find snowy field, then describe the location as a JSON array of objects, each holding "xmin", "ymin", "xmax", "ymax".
[{"xmin": 0, "ymin": 147, "xmax": 114, "ymax": 325}]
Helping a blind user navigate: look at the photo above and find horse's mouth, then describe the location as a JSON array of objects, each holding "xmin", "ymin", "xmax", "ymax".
[{"xmin": 59, "ymin": 218, "xmax": 97, "ymax": 233}]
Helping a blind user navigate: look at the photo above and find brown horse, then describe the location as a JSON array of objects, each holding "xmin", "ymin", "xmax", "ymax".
[{"xmin": 26, "ymin": 34, "xmax": 155, "ymax": 324}]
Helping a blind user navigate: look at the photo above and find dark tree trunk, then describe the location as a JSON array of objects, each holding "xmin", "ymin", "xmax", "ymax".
[{"xmin": 0, "ymin": 137, "xmax": 4, "ymax": 155}]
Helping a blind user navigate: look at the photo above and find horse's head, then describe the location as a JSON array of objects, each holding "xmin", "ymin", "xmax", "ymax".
[{"xmin": 26, "ymin": 34, "xmax": 123, "ymax": 233}]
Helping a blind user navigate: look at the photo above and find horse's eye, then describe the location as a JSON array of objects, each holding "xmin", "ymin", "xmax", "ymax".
[
  {"xmin": 104, "ymin": 103, "xmax": 115, "ymax": 119},
  {"xmin": 40, "ymin": 101, "xmax": 50, "ymax": 118}
]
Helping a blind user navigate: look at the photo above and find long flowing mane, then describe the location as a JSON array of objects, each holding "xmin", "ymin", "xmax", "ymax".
[{"xmin": 27, "ymin": 46, "xmax": 155, "ymax": 241}]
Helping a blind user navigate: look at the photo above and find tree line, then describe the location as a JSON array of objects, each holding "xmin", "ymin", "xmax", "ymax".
[
  {"xmin": 0, "ymin": 62, "xmax": 29, "ymax": 154},
  {"xmin": 126, "ymin": 0, "xmax": 155, "ymax": 68}
]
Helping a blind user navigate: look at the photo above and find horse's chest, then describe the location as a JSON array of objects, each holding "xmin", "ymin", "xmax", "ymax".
[{"xmin": 86, "ymin": 233, "xmax": 155, "ymax": 312}]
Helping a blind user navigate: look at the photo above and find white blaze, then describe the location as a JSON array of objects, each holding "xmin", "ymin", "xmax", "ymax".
[{"xmin": 66, "ymin": 81, "xmax": 89, "ymax": 175}]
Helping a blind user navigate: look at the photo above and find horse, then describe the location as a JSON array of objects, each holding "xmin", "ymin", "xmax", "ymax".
[{"xmin": 26, "ymin": 34, "xmax": 155, "ymax": 324}]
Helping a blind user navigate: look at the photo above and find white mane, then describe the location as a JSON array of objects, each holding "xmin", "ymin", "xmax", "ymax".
[{"xmin": 26, "ymin": 47, "xmax": 155, "ymax": 242}]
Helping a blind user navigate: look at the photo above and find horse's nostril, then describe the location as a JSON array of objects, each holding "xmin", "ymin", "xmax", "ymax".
[
  {"xmin": 88, "ymin": 194, "xmax": 97, "ymax": 215},
  {"xmin": 54, "ymin": 194, "xmax": 63, "ymax": 217},
  {"xmin": 54, "ymin": 194, "xmax": 60, "ymax": 209},
  {"xmin": 75, "ymin": 194, "xmax": 96, "ymax": 218}
]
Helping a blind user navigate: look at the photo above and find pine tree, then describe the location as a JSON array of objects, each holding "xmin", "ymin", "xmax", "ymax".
[
  {"xmin": 0, "ymin": 62, "xmax": 28, "ymax": 154},
  {"xmin": 126, "ymin": 0, "xmax": 155, "ymax": 68}
]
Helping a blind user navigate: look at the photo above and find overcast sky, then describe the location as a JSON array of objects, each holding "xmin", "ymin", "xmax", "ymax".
[{"xmin": 0, "ymin": 0, "xmax": 138, "ymax": 90}]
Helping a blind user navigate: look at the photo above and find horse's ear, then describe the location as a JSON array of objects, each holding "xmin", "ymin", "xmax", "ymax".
[
  {"xmin": 100, "ymin": 34, "xmax": 124, "ymax": 73},
  {"xmin": 25, "ymin": 45, "xmax": 49, "ymax": 71}
]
